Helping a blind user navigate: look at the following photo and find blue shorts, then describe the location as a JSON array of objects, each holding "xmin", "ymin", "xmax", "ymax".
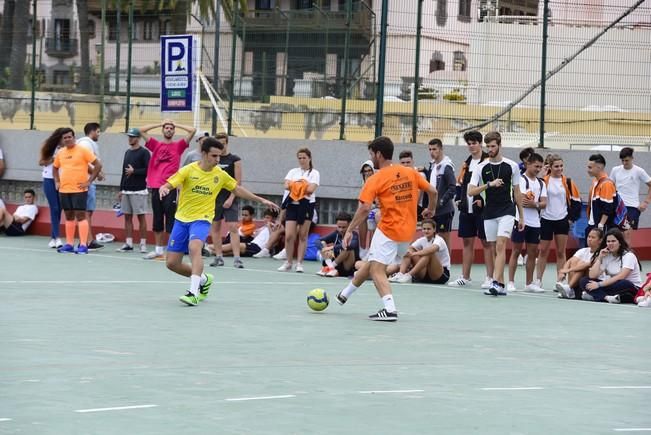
[
  {"xmin": 86, "ymin": 184, "xmax": 97, "ymax": 211},
  {"xmin": 458, "ymin": 212, "xmax": 486, "ymax": 240},
  {"xmin": 167, "ymin": 219, "xmax": 211, "ymax": 253}
]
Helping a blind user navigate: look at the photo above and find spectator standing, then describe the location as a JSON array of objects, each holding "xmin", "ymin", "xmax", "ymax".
[
  {"xmin": 77, "ymin": 122, "xmax": 105, "ymax": 250},
  {"xmin": 39, "ymin": 129, "xmax": 64, "ymax": 248},
  {"xmin": 427, "ymin": 139, "xmax": 456, "ymax": 249},
  {"xmin": 586, "ymin": 154, "xmax": 619, "ymax": 237}
]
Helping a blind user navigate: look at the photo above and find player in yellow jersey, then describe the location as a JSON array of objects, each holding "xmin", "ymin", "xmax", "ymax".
[{"xmin": 159, "ymin": 137, "xmax": 279, "ymax": 306}]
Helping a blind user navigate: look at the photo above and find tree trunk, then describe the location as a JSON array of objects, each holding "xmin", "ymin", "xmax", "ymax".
[
  {"xmin": 171, "ymin": 0, "xmax": 189, "ymax": 35},
  {"xmin": 8, "ymin": 0, "xmax": 30, "ymax": 90},
  {"xmin": 0, "ymin": 0, "xmax": 16, "ymax": 73},
  {"xmin": 76, "ymin": 0, "xmax": 91, "ymax": 93}
]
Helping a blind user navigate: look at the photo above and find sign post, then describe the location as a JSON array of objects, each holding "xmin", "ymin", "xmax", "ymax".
[{"xmin": 160, "ymin": 35, "xmax": 194, "ymax": 112}]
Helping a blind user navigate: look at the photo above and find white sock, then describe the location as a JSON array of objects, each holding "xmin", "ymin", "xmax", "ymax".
[
  {"xmin": 200, "ymin": 273, "xmax": 207, "ymax": 286},
  {"xmin": 190, "ymin": 275, "xmax": 201, "ymax": 296},
  {"xmin": 140, "ymin": 238, "xmax": 147, "ymax": 246},
  {"xmin": 382, "ymin": 294, "xmax": 396, "ymax": 313},
  {"xmin": 155, "ymin": 245, "xmax": 164, "ymax": 254},
  {"xmin": 126, "ymin": 237, "xmax": 133, "ymax": 246},
  {"xmin": 340, "ymin": 282, "xmax": 359, "ymax": 299},
  {"xmin": 325, "ymin": 259, "xmax": 335, "ymax": 268}
]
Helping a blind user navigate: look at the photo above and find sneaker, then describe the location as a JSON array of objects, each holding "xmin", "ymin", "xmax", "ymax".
[
  {"xmin": 326, "ymin": 267, "xmax": 339, "ymax": 278},
  {"xmin": 507, "ymin": 281, "xmax": 517, "ymax": 292},
  {"xmin": 277, "ymin": 262, "xmax": 292, "ymax": 272},
  {"xmin": 55, "ymin": 238, "xmax": 63, "ymax": 248},
  {"xmin": 368, "ymin": 308, "xmax": 398, "ymax": 322},
  {"xmin": 335, "ymin": 291, "xmax": 347, "ymax": 305},
  {"xmin": 139, "ymin": 243, "xmax": 148, "ymax": 254},
  {"xmin": 581, "ymin": 292, "xmax": 595, "ymax": 301},
  {"xmin": 484, "ymin": 282, "xmax": 507, "ymax": 296},
  {"xmin": 524, "ymin": 282, "xmax": 545, "ymax": 293},
  {"xmin": 48, "ymin": 238, "xmax": 57, "ymax": 248},
  {"xmin": 198, "ymin": 273, "xmax": 214, "ymax": 302},
  {"xmin": 116, "ymin": 244, "xmax": 134, "ymax": 252},
  {"xmin": 555, "ymin": 282, "xmax": 575, "ymax": 299},
  {"xmin": 605, "ymin": 294, "xmax": 621, "ymax": 304},
  {"xmin": 57, "ymin": 243, "xmax": 75, "ymax": 254},
  {"xmin": 143, "ymin": 251, "xmax": 165, "ymax": 260},
  {"xmin": 233, "ymin": 259, "xmax": 244, "ymax": 269},
  {"xmin": 638, "ymin": 296, "xmax": 651, "ymax": 307},
  {"xmin": 316, "ymin": 266, "xmax": 329, "ymax": 276},
  {"xmin": 253, "ymin": 247, "xmax": 271, "ymax": 258},
  {"xmin": 76, "ymin": 245, "xmax": 89, "ymax": 255},
  {"xmin": 481, "ymin": 276, "xmax": 493, "ymax": 289},
  {"xmin": 210, "ymin": 256, "xmax": 225, "ymax": 267},
  {"xmin": 88, "ymin": 240, "xmax": 104, "ymax": 251},
  {"xmin": 517, "ymin": 254, "xmax": 526, "ymax": 266},
  {"xmin": 273, "ymin": 248, "xmax": 287, "ymax": 260},
  {"xmin": 179, "ymin": 292, "xmax": 199, "ymax": 306},
  {"xmin": 295, "ymin": 263, "xmax": 304, "ymax": 273},
  {"xmin": 388, "ymin": 272, "xmax": 404, "ymax": 283},
  {"xmin": 394, "ymin": 273, "xmax": 413, "ymax": 284},
  {"xmin": 201, "ymin": 247, "xmax": 211, "ymax": 257},
  {"xmin": 448, "ymin": 277, "xmax": 472, "ymax": 287}
]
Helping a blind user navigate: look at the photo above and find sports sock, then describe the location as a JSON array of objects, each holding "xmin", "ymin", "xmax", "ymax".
[
  {"xmin": 126, "ymin": 237, "xmax": 133, "ymax": 246},
  {"xmin": 200, "ymin": 273, "xmax": 208, "ymax": 286},
  {"xmin": 78, "ymin": 220, "xmax": 89, "ymax": 246},
  {"xmin": 140, "ymin": 238, "xmax": 147, "ymax": 246},
  {"xmin": 155, "ymin": 245, "xmax": 164, "ymax": 255},
  {"xmin": 234, "ymin": 256, "xmax": 241, "ymax": 262},
  {"xmin": 340, "ymin": 282, "xmax": 359, "ymax": 299},
  {"xmin": 325, "ymin": 259, "xmax": 335, "ymax": 268},
  {"xmin": 382, "ymin": 294, "xmax": 396, "ymax": 313},
  {"xmin": 190, "ymin": 275, "xmax": 201, "ymax": 296},
  {"xmin": 65, "ymin": 221, "xmax": 76, "ymax": 245}
]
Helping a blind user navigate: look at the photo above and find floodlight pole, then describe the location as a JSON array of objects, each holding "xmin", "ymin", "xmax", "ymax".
[
  {"xmin": 538, "ymin": 0, "xmax": 549, "ymax": 148},
  {"xmin": 374, "ymin": 0, "xmax": 389, "ymax": 138}
]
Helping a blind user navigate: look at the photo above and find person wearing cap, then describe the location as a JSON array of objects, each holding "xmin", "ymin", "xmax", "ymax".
[
  {"xmin": 138, "ymin": 119, "xmax": 196, "ymax": 260},
  {"xmin": 116, "ymin": 128, "xmax": 151, "ymax": 253},
  {"xmin": 182, "ymin": 130, "xmax": 210, "ymax": 167}
]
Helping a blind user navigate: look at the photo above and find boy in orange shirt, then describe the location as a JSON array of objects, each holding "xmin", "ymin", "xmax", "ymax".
[
  {"xmin": 335, "ymin": 136, "xmax": 438, "ymax": 322},
  {"xmin": 52, "ymin": 128, "xmax": 103, "ymax": 254}
]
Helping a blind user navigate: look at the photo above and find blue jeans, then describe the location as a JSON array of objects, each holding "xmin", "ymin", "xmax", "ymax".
[
  {"xmin": 579, "ymin": 277, "xmax": 638, "ymax": 303},
  {"xmin": 43, "ymin": 177, "xmax": 61, "ymax": 238}
]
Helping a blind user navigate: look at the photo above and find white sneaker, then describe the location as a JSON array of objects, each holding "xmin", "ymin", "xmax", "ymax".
[
  {"xmin": 316, "ymin": 266, "xmax": 329, "ymax": 276},
  {"xmin": 481, "ymin": 276, "xmax": 493, "ymax": 289},
  {"xmin": 517, "ymin": 254, "xmax": 526, "ymax": 266},
  {"xmin": 143, "ymin": 251, "xmax": 165, "ymax": 260},
  {"xmin": 605, "ymin": 295, "xmax": 621, "ymax": 304},
  {"xmin": 638, "ymin": 296, "xmax": 651, "ymax": 307},
  {"xmin": 48, "ymin": 239, "xmax": 57, "ymax": 248},
  {"xmin": 581, "ymin": 292, "xmax": 595, "ymax": 301},
  {"xmin": 295, "ymin": 263, "xmax": 304, "ymax": 273},
  {"xmin": 140, "ymin": 243, "xmax": 148, "ymax": 254},
  {"xmin": 325, "ymin": 267, "xmax": 339, "ymax": 277},
  {"xmin": 448, "ymin": 277, "xmax": 472, "ymax": 287},
  {"xmin": 524, "ymin": 282, "xmax": 545, "ymax": 293},
  {"xmin": 273, "ymin": 248, "xmax": 287, "ymax": 260},
  {"xmin": 507, "ymin": 282, "xmax": 517, "ymax": 292},
  {"xmin": 277, "ymin": 262, "xmax": 292, "ymax": 272},
  {"xmin": 394, "ymin": 273, "xmax": 413, "ymax": 284},
  {"xmin": 253, "ymin": 247, "xmax": 270, "ymax": 258},
  {"xmin": 555, "ymin": 282, "xmax": 575, "ymax": 299},
  {"xmin": 55, "ymin": 238, "xmax": 63, "ymax": 248},
  {"xmin": 388, "ymin": 273, "xmax": 402, "ymax": 283}
]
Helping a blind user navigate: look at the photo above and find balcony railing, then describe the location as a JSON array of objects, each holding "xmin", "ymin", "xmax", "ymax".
[{"xmin": 45, "ymin": 37, "xmax": 79, "ymax": 58}]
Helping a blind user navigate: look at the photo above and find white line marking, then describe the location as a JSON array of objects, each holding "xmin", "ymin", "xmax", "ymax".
[
  {"xmin": 359, "ymin": 389, "xmax": 425, "ymax": 394},
  {"xmin": 0, "ymin": 280, "xmax": 311, "ymax": 285},
  {"xmin": 225, "ymin": 395, "xmax": 296, "ymax": 402},
  {"xmin": 74, "ymin": 404, "xmax": 158, "ymax": 413},
  {"xmin": 0, "ymin": 418, "xmax": 12, "ymax": 422},
  {"xmin": 599, "ymin": 386, "xmax": 651, "ymax": 390},
  {"xmin": 480, "ymin": 387, "xmax": 544, "ymax": 391},
  {"xmin": 613, "ymin": 429, "xmax": 651, "ymax": 432},
  {"xmin": 94, "ymin": 349, "xmax": 134, "ymax": 355}
]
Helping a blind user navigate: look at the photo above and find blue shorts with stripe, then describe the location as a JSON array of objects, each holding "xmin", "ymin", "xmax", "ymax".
[{"xmin": 167, "ymin": 219, "xmax": 211, "ymax": 253}]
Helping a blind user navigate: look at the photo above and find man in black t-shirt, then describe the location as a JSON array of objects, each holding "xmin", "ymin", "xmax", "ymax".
[
  {"xmin": 209, "ymin": 133, "xmax": 244, "ymax": 268},
  {"xmin": 468, "ymin": 131, "xmax": 524, "ymax": 296}
]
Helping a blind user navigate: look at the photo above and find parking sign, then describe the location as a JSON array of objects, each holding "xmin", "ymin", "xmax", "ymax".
[{"xmin": 160, "ymin": 35, "xmax": 194, "ymax": 112}]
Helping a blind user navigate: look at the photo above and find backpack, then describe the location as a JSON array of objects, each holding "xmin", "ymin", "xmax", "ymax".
[
  {"xmin": 595, "ymin": 177, "xmax": 628, "ymax": 228},
  {"xmin": 303, "ymin": 233, "xmax": 324, "ymax": 261},
  {"xmin": 565, "ymin": 177, "xmax": 582, "ymax": 222}
]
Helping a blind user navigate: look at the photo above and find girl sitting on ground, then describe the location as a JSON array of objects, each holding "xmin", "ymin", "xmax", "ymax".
[
  {"xmin": 556, "ymin": 227, "xmax": 604, "ymax": 299},
  {"xmin": 388, "ymin": 219, "xmax": 451, "ymax": 285}
]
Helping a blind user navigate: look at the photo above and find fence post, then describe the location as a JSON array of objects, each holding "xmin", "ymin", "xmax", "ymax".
[
  {"xmin": 339, "ymin": 0, "xmax": 352, "ymax": 140},
  {"xmin": 125, "ymin": 0, "xmax": 133, "ymax": 131},
  {"xmin": 29, "ymin": 0, "xmax": 38, "ymax": 130},
  {"xmin": 374, "ymin": 0, "xmax": 389, "ymax": 138},
  {"xmin": 539, "ymin": 0, "xmax": 549, "ymax": 148},
  {"xmin": 227, "ymin": 0, "xmax": 239, "ymax": 136},
  {"xmin": 211, "ymin": 0, "xmax": 221, "ymax": 135},
  {"xmin": 99, "ymin": 0, "xmax": 106, "ymax": 129},
  {"xmin": 115, "ymin": 0, "xmax": 121, "ymax": 95},
  {"xmin": 411, "ymin": 0, "xmax": 423, "ymax": 143}
]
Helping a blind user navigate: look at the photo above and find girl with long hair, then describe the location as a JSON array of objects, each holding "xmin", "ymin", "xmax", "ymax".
[{"xmin": 38, "ymin": 128, "xmax": 70, "ymax": 248}]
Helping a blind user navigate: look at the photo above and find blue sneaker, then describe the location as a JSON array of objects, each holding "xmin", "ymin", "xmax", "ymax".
[
  {"xmin": 57, "ymin": 244, "xmax": 75, "ymax": 254},
  {"xmin": 76, "ymin": 245, "xmax": 89, "ymax": 255}
]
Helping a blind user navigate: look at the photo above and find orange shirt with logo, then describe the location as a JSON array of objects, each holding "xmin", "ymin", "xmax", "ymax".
[
  {"xmin": 239, "ymin": 221, "xmax": 257, "ymax": 238},
  {"xmin": 359, "ymin": 165, "xmax": 431, "ymax": 242},
  {"xmin": 53, "ymin": 144, "xmax": 96, "ymax": 193}
]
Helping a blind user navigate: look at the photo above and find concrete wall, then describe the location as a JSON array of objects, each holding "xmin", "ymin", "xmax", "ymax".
[{"xmin": 1, "ymin": 129, "xmax": 650, "ymax": 227}]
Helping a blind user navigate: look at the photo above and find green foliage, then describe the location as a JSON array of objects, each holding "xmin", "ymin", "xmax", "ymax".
[{"xmin": 443, "ymin": 88, "xmax": 466, "ymax": 102}]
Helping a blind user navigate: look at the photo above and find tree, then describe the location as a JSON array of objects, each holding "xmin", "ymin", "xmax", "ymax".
[
  {"xmin": 77, "ymin": 0, "xmax": 92, "ymax": 93},
  {"xmin": 7, "ymin": 0, "xmax": 30, "ymax": 90}
]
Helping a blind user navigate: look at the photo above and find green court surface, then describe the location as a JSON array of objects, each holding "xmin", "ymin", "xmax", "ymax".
[{"xmin": 1, "ymin": 236, "xmax": 649, "ymax": 435}]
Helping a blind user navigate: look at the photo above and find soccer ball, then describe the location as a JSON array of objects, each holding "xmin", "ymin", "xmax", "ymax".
[{"xmin": 307, "ymin": 288, "xmax": 329, "ymax": 312}]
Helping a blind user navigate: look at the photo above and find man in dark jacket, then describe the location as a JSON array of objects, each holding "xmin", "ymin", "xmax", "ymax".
[{"xmin": 428, "ymin": 139, "xmax": 456, "ymax": 249}]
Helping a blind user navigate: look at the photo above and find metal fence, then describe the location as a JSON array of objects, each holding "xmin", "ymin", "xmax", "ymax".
[{"xmin": 1, "ymin": 0, "xmax": 650, "ymax": 149}]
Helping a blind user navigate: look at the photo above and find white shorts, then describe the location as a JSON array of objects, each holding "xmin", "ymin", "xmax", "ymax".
[
  {"xmin": 367, "ymin": 228, "xmax": 410, "ymax": 266},
  {"xmin": 484, "ymin": 215, "xmax": 515, "ymax": 242}
]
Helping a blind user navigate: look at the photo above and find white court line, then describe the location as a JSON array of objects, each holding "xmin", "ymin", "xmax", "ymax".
[
  {"xmin": 0, "ymin": 280, "xmax": 316, "ymax": 286},
  {"xmin": 481, "ymin": 387, "xmax": 544, "ymax": 391},
  {"xmin": 359, "ymin": 389, "xmax": 424, "ymax": 394},
  {"xmin": 225, "ymin": 395, "xmax": 296, "ymax": 402},
  {"xmin": 74, "ymin": 404, "xmax": 158, "ymax": 413},
  {"xmin": 94, "ymin": 349, "xmax": 134, "ymax": 356},
  {"xmin": 613, "ymin": 429, "xmax": 651, "ymax": 432},
  {"xmin": 0, "ymin": 418, "xmax": 12, "ymax": 422},
  {"xmin": 600, "ymin": 386, "xmax": 651, "ymax": 390}
]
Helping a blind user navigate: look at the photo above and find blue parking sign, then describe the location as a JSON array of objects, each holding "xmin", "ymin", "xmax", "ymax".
[{"xmin": 161, "ymin": 35, "xmax": 194, "ymax": 112}]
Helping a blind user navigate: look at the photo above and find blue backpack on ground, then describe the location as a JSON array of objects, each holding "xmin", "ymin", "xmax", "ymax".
[{"xmin": 303, "ymin": 233, "xmax": 323, "ymax": 261}]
